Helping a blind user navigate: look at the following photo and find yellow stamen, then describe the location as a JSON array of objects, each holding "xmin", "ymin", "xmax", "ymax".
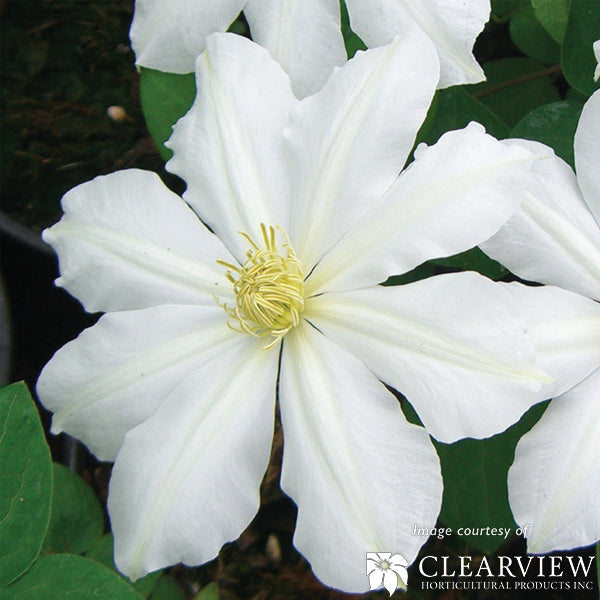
[{"xmin": 216, "ymin": 224, "xmax": 305, "ymax": 349}]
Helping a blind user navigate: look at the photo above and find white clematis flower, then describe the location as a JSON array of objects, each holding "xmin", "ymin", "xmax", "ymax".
[
  {"xmin": 39, "ymin": 31, "xmax": 546, "ymax": 591},
  {"xmin": 481, "ymin": 90, "xmax": 600, "ymax": 553},
  {"xmin": 130, "ymin": 0, "xmax": 489, "ymax": 97}
]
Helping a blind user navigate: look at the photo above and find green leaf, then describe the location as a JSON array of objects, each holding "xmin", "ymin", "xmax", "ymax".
[
  {"xmin": 340, "ymin": 0, "xmax": 366, "ymax": 58},
  {"xmin": 415, "ymin": 86, "xmax": 510, "ymax": 148},
  {"xmin": 436, "ymin": 402, "xmax": 548, "ymax": 553},
  {"xmin": 139, "ymin": 68, "xmax": 196, "ymax": 161},
  {"xmin": 148, "ymin": 575, "xmax": 186, "ymax": 600},
  {"xmin": 85, "ymin": 535, "xmax": 162, "ymax": 598},
  {"xmin": 0, "ymin": 383, "xmax": 52, "ymax": 587},
  {"xmin": 532, "ymin": 0, "xmax": 570, "ymax": 44},
  {"xmin": 4, "ymin": 554, "xmax": 144, "ymax": 600},
  {"xmin": 562, "ymin": 0, "xmax": 600, "ymax": 96},
  {"xmin": 193, "ymin": 582, "xmax": 219, "ymax": 600},
  {"xmin": 42, "ymin": 463, "xmax": 104, "ymax": 555},
  {"xmin": 469, "ymin": 57, "xmax": 561, "ymax": 127},
  {"xmin": 491, "ymin": 0, "xmax": 521, "ymax": 19},
  {"xmin": 509, "ymin": 3, "xmax": 561, "ymax": 64},
  {"xmin": 511, "ymin": 100, "xmax": 583, "ymax": 168}
]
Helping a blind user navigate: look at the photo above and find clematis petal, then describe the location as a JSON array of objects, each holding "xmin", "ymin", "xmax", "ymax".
[
  {"xmin": 287, "ymin": 30, "xmax": 439, "ymax": 272},
  {"xmin": 500, "ymin": 283, "xmax": 600, "ymax": 401},
  {"xmin": 129, "ymin": 0, "xmax": 246, "ymax": 74},
  {"xmin": 594, "ymin": 40, "xmax": 600, "ymax": 81},
  {"xmin": 167, "ymin": 33, "xmax": 296, "ymax": 263},
  {"xmin": 37, "ymin": 305, "xmax": 237, "ymax": 462},
  {"xmin": 481, "ymin": 140, "xmax": 600, "ymax": 301},
  {"xmin": 110, "ymin": 335, "xmax": 279, "ymax": 580},
  {"xmin": 279, "ymin": 323, "xmax": 442, "ymax": 592},
  {"xmin": 574, "ymin": 89, "xmax": 600, "ymax": 224},
  {"xmin": 42, "ymin": 169, "xmax": 233, "ymax": 313},
  {"xmin": 244, "ymin": 0, "xmax": 346, "ymax": 98},
  {"xmin": 345, "ymin": 0, "xmax": 489, "ymax": 88},
  {"xmin": 305, "ymin": 272, "xmax": 548, "ymax": 443},
  {"xmin": 383, "ymin": 569, "xmax": 399, "ymax": 595},
  {"xmin": 508, "ymin": 368, "xmax": 600, "ymax": 553},
  {"xmin": 307, "ymin": 123, "xmax": 534, "ymax": 295}
]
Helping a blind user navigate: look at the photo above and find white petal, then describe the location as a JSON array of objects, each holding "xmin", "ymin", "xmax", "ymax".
[
  {"xmin": 305, "ymin": 272, "xmax": 548, "ymax": 443},
  {"xmin": 130, "ymin": 0, "xmax": 246, "ymax": 73},
  {"xmin": 42, "ymin": 169, "xmax": 233, "ymax": 313},
  {"xmin": 368, "ymin": 568, "xmax": 384, "ymax": 590},
  {"xmin": 110, "ymin": 335, "xmax": 279, "ymax": 580},
  {"xmin": 575, "ymin": 89, "xmax": 600, "ymax": 224},
  {"xmin": 508, "ymin": 368, "xmax": 600, "ymax": 553},
  {"xmin": 244, "ymin": 0, "xmax": 346, "ymax": 98},
  {"xmin": 594, "ymin": 40, "xmax": 600, "ymax": 82},
  {"xmin": 308, "ymin": 123, "xmax": 534, "ymax": 294},
  {"xmin": 501, "ymin": 283, "xmax": 600, "ymax": 402},
  {"xmin": 287, "ymin": 31, "xmax": 439, "ymax": 273},
  {"xmin": 279, "ymin": 323, "xmax": 442, "ymax": 592},
  {"xmin": 383, "ymin": 569, "xmax": 399, "ymax": 595},
  {"xmin": 481, "ymin": 140, "xmax": 600, "ymax": 301},
  {"xmin": 345, "ymin": 0, "xmax": 489, "ymax": 88},
  {"xmin": 167, "ymin": 34, "xmax": 296, "ymax": 263},
  {"xmin": 37, "ymin": 305, "xmax": 237, "ymax": 462}
]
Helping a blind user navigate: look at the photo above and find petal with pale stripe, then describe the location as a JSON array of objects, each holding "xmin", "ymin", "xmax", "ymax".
[
  {"xmin": 345, "ymin": 0, "xmax": 489, "ymax": 88},
  {"xmin": 286, "ymin": 31, "xmax": 439, "ymax": 272},
  {"xmin": 110, "ymin": 335, "xmax": 279, "ymax": 580},
  {"xmin": 167, "ymin": 33, "xmax": 296, "ymax": 263},
  {"xmin": 307, "ymin": 124, "xmax": 533, "ymax": 295},
  {"xmin": 508, "ymin": 368, "xmax": 600, "ymax": 553},
  {"xmin": 37, "ymin": 305, "xmax": 236, "ymax": 462},
  {"xmin": 130, "ymin": 0, "xmax": 246, "ymax": 74},
  {"xmin": 279, "ymin": 323, "xmax": 442, "ymax": 591},
  {"xmin": 481, "ymin": 140, "xmax": 600, "ymax": 301},
  {"xmin": 42, "ymin": 169, "xmax": 234, "ymax": 313},
  {"xmin": 244, "ymin": 0, "xmax": 345, "ymax": 98},
  {"xmin": 574, "ymin": 89, "xmax": 600, "ymax": 224},
  {"xmin": 305, "ymin": 273, "xmax": 547, "ymax": 443}
]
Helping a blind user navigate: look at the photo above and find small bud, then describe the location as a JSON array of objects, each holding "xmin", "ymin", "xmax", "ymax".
[{"xmin": 106, "ymin": 105, "xmax": 130, "ymax": 123}]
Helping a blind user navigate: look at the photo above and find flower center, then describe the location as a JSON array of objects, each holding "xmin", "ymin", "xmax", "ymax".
[
  {"xmin": 217, "ymin": 224, "xmax": 305, "ymax": 349},
  {"xmin": 380, "ymin": 560, "xmax": 391, "ymax": 570}
]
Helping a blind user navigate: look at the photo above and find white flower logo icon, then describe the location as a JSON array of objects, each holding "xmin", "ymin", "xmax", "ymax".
[{"xmin": 366, "ymin": 552, "xmax": 408, "ymax": 595}]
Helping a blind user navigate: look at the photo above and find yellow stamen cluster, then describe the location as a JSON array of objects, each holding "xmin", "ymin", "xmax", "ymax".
[{"xmin": 217, "ymin": 224, "xmax": 305, "ymax": 349}]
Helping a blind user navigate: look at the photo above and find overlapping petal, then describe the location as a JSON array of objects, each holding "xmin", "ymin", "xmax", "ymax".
[
  {"xmin": 481, "ymin": 140, "xmax": 600, "ymax": 301},
  {"xmin": 508, "ymin": 369, "xmax": 600, "ymax": 553},
  {"xmin": 279, "ymin": 323, "xmax": 442, "ymax": 591},
  {"xmin": 499, "ymin": 283, "xmax": 600, "ymax": 402},
  {"xmin": 345, "ymin": 0, "xmax": 489, "ymax": 88},
  {"xmin": 286, "ymin": 29, "xmax": 439, "ymax": 271},
  {"xmin": 110, "ymin": 336, "xmax": 279, "ymax": 580},
  {"xmin": 37, "ymin": 305, "xmax": 236, "ymax": 461},
  {"xmin": 167, "ymin": 33, "xmax": 296, "ymax": 263},
  {"xmin": 244, "ymin": 0, "xmax": 346, "ymax": 98},
  {"xmin": 306, "ymin": 272, "xmax": 547, "ymax": 443},
  {"xmin": 42, "ymin": 169, "xmax": 234, "ymax": 313},
  {"xmin": 574, "ymin": 89, "xmax": 600, "ymax": 223},
  {"xmin": 130, "ymin": 0, "xmax": 245, "ymax": 74},
  {"xmin": 307, "ymin": 124, "xmax": 534, "ymax": 295}
]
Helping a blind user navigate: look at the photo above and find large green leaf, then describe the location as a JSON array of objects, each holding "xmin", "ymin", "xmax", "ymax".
[
  {"xmin": 436, "ymin": 402, "xmax": 548, "ymax": 554},
  {"xmin": 469, "ymin": 57, "xmax": 561, "ymax": 127},
  {"xmin": 416, "ymin": 86, "xmax": 510, "ymax": 148},
  {"xmin": 194, "ymin": 583, "xmax": 219, "ymax": 600},
  {"xmin": 532, "ymin": 0, "xmax": 570, "ymax": 44},
  {"xmin": 85, "ymin": 534, "xmax": 162, "ymax": 598},
  {"xmin": 0, "ymin": 383, "xmax": 52, "ymax": 586},
  {"xmin": 511, "ymin": 100, "xmax": 583, "ymax": 168},
  {"xmin": 139, "ymin": 68, "xmax": 196, "ymax": 161},
  {"xmin": 42, "ymin": 463, "xmax": 104, "ymax": 555},
  {"xmin": 562, "ymin": 0, "xmax": 600, "ymax": 96},
  {"xmin": 509, "ymin": 2, "xmax": 561, "ymax": 64},
  {"xmin": 4, "ymin": 554, "xmax": 144, "ymax": 600},
  {"xmin": 148, "ymin": 575, "xmax": 186, "ymax": 600}
]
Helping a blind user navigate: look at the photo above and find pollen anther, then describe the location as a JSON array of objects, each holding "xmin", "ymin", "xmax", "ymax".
[{"xmin": 217, "ymin": 224, "xmax": 304, "ymax": 349}]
